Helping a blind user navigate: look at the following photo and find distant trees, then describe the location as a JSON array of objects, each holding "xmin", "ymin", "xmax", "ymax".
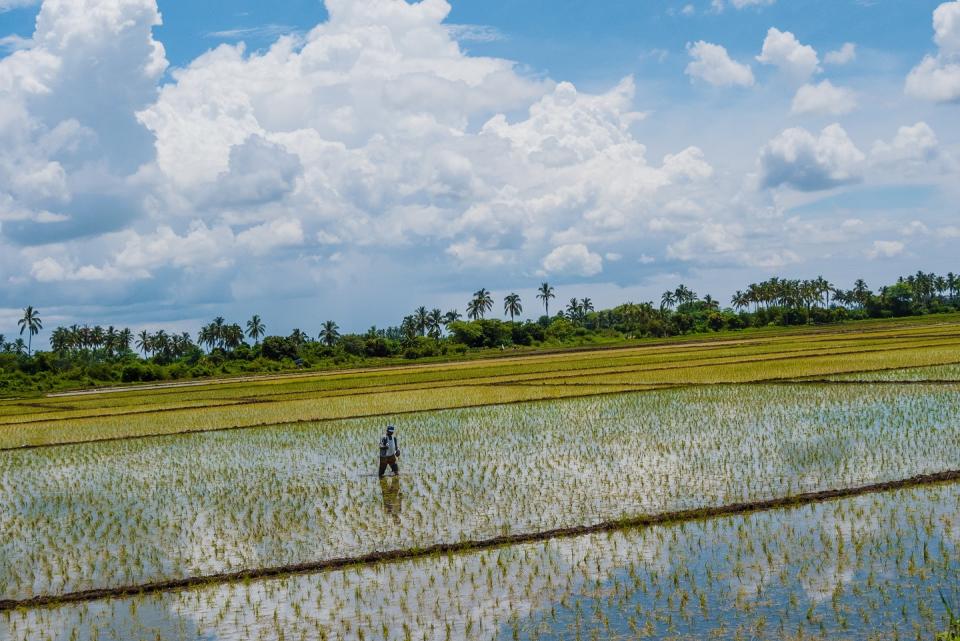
[
  {"xmin": 198, "ymin": 317, "xmax": 243, "ymax": 351},
  {"xmin": 5, "ymin": 268, "xmax": 960, "ymax": 395}
]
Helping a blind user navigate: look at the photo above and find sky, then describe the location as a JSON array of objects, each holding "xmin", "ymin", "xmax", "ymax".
[{"xmin": 1, "ymin": 0, "xmax": 958, "ymax": 343}]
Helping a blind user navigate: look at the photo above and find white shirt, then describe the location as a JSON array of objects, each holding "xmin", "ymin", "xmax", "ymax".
[{"xmin": 380, "ymin": 435, "xmax": 398, "ymax": 457}]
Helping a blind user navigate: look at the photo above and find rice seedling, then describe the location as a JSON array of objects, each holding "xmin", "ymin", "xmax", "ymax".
[
  {"xmin": 2, "ymin": 383, "xmax": 958, "ymax": 601},
  {"xmin": 2, "ymin": 482, "xmax": 956, "ymax": 641}
]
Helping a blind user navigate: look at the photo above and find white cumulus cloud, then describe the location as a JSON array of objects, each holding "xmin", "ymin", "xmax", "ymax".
[
  {"xmin": 870, "ymin": 122, "xmax": 945, "ymax": 170},
  {"xmin": 685, "ymin": 41, "xmax": 755, "ymax": 87},
  {"xmin": 865, "ymin": 240, "xmax": 905, "ymax": 260},
  {"xmin": 824, "ymin": 43, "xmax": 856, "ymax": 65},
  {"xmin": 541, "ymin": 244, "xmax": 603, "ymax": 277},
  {"xmin": 758, "ymin": 124, "xmax": 865, "ymax": 191},
  {"xmin": 791, "ymin": 80, "xmax": 857, "ymax": 116},
  {"xmin": 906, "ymin": 1, "xmax": 960, "ymax": 102},
  {"xmin": 756, "ymin": 27, "xmax": 821, "ymax": 81}
]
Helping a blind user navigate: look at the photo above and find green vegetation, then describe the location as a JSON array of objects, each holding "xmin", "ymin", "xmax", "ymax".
[
  {"xmin": 2, "ymin": 270, "xmax": 959, "ymax": 395},
  {"xmin": 940, "ymin": 590, "xmax": 960, "ymax": 641}
]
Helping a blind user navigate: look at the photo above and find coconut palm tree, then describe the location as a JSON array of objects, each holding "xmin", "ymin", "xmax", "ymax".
[
  {"xmin": 211, "ymin": 316, "xmax": 227, "ymax": 349},
  {"xmin": 17, "ymin": 306, "xmax": 42, "ymax": 356},
  {"xmin": 566, "ymin": 298, "xmax": 583, "ymax": 323},
  {"xmin": 731, "ymin": 290, "xmax": 748, "ymax": 311},
  {"xmin": 399, "ymin": 316, "xmax": 418, "ymax": 343},
  {"xmin": 466, "ymin": 299, "xmax": 481, "ymax": 321},
  {"xmin": 319, "ymin": 320, "xmax": 340, "ymax": 347},
  {"xmin": 536, "ymin": 282, "xmax": 555, "ymax": 317},
  {"xmin": 223, "ymin": 324, "xmax": 244, "ymax": 350},
  {"xmin": 660, "ymin": 291, "xmax": 675, "ymax": 313},
  {"xmin": 427, "ymin": 309, "xmax": 444, "ymax": 338},
  {"xmin": 504, "ymin": 293, "xmax": 522, "ymax": 322},
  {"xmin": 674, "ymin": 284, "xmax": 696, "ymax": 307},
  {"xmin": 414, "ymin": 306, "xmax": 430, "ymax": 336},
  {"xmin": 470, "ymin": 289, "xmax": 493, "ymax": 319},
  {"xmin": 117, "ymin": 328, "xmax": 132, "ymax": 354},
  {"xmin": 852, "ymin": 279, "xmax": 871, "ymax": 309},
  {"xmin": 443, "ymin": 310, "xmax": 462, "ymax": 327},
  {"xmin": 246, "ymin": 315, "xmax": 266, "ymax": 344},
  {"xmin": 136, "ymin": 330, "xmax": 152, "ymax": 357}
]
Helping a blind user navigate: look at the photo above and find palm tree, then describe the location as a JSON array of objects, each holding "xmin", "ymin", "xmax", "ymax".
[
  {"xmin": 319, "ymin": 320, "xmax": 340, "ymax": 347},
  {"xmin": 211, "ymin": 316, "xmax": 226, "ymax": 349},
  {"xmin": 852, "ymin": 279, "xmax": 871, "ymax": 309},
  {"xmin": 470, "ymin": 289, "xmax": 493, "ymax": 319},
  {"xmin": 136, "ymin": 330, "xmax": 152, "ymax": 357},
  {"xmin": 674, "ymin": 284, "xmax": 696, "ymax": 307},
  {"xmin": 414, "ymin": 306, "xmax": 430, "ymax": 336},
  {"xmin": 566, "ymin": 298, "xmax": 583, "ymax": 323},
  {"xmin": 152, "ymin": 330, "xmax": 171, "ymax": 359},
  {"xmin": 466, "ymin": 299, "xmax": 481, "ymax": 321},
  {"xmin": 504, "ymin": 293, "xmax": 522, "ymax": 322},
  {"xmin": 443, "ymin": 310, "xmax": 462, "ymax": 327},
  {"xmin": 580, "ymin": 298, "xmax": 594, "ymax": 314},
  {"xmin": 731, "ymin": 290, "xmax": 748, "ymax": 311},
  {"xmin": 246, "ymin": 315, "xmax": 265, "ymax": 344},
  {"xmin": 813, "ymin": 276, "xmax": 833, "ymax": 308},
  {"xmin": 536, "ymin": 282, "xmax": 555, "ymax": 317},
  {"xmin": 427, "ymin": 309, "xmax": 444, "ymax": 338},
  {"xmin": 660, "ymin": 291, "xmax": 675, "ymax": 313},
  {"xmin": 18, "ymin": 306, "xmax": 42, "ymax": 356},
  {"xmin": 117, "ymin": 328, "xmax": 132, "ymax": 354},
  {"xmin": 399, "ymin": 316, "xmax": 418, "ymax": 343},
  {"xmin": 223, "ymin": 324, "xmax": 244, "ymax": 350}
]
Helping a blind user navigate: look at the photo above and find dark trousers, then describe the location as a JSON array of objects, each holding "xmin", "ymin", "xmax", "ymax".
[{"xmin": 378, "ymin": 455, "xmax": 399, "ymax": 477}]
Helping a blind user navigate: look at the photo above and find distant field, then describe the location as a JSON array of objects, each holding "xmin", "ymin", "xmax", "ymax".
[{"xmin": 1, "ymin": 316, "xmax": 959, "ymax": 449}]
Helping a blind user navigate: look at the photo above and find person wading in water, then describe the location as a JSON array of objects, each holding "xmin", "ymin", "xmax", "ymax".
[{"xmin": 378, "ymin": 425, "xmax": 400, "ymax": 478}]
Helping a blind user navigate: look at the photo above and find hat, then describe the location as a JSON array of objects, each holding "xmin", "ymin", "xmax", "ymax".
[{"xmin": 386, "ymin": 425, "xmax": 395, "ymax": 434}]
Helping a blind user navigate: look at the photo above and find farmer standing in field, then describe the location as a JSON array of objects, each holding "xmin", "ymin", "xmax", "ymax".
[{"xmin": 378, "ymin": 425, "xmax": 400, "ymax": 477}]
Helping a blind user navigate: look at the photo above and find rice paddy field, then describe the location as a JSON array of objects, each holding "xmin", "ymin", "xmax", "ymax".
[
  {"xmin": 1, "ymin": 316, "xmax": 960, "ymax": 639},
  {"xmin": 3, "ymin": 483, "xmax": 958, "ymax": 641}
]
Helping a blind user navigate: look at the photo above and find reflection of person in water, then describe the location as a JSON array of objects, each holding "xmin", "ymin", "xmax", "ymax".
[{"xmin": 379, "ymin": 475, "xmax": 402, "ymax": 525}]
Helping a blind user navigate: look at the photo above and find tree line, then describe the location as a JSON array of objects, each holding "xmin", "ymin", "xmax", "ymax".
[{"xmin": 2, "ymin": 270, "xmax": 957, "ymax": 392}]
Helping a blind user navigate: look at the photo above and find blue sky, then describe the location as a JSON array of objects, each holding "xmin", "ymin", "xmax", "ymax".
[{"xmin": 1, "ymin": 0, "xmax": 958, "ymax": 341}]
